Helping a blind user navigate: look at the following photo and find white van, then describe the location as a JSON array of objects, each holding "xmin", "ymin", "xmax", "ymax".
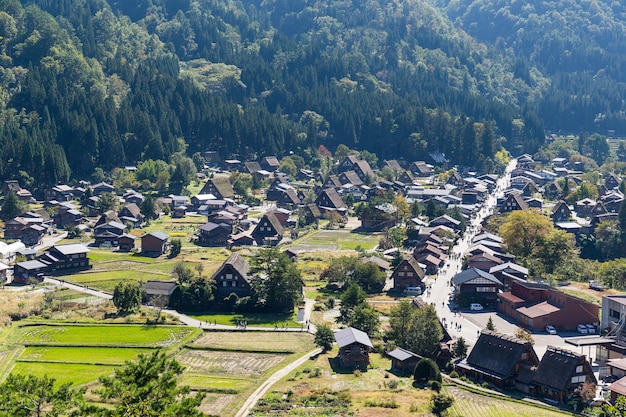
[
  {"xmin": 470, "ymin": 303, "xmax": 483, "ymax": 311},
  {"xmin": 404, "ymin": 286, "xmax": 422, "ymax": 296},
  {"xmin": 577, "ymin": 324, "xmax": 588, "ymax": 334}
]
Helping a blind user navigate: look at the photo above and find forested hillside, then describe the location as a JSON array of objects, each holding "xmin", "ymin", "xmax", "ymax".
[
  {"xmin": 437, "ymin": 0, "xmax": 626, "ymax": 135},
  {"xmin": 2, "ymin": 0, "xmax": 618, "ymax": 187}
]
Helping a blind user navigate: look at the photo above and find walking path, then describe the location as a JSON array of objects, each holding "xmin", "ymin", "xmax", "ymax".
[
  {"xmin": 423, "ymin": 158, "xmax": 517, "ymax": 345},
  {"xmin": 234, "ymin": 348, "xmax": 322, "ymax": 417}
]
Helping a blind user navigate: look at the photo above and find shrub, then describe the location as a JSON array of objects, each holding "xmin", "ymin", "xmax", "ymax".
[
  {"xmin": 388, "ymin": 379, "xmax": 399, "ymax": 390},
  {"xmin": 429, "ymin": 380, "xmax": 442, "ymax": 392},
  {"xmin": 414, "ymin": 358, "xmax": 441, "ymax": 383},
  {"xmin": 431, "ymin": 393, "xmax": 454, "ymax": 415},
  {"xmin": 310, "ymin": 367, "xmax": 321, "ymax": 378},
  {"xmin": 353, "ymin": 369, "xmax": 362, "ymax": 378},
  {"xmin": 449, "ymin": 371, "xmax": 459, "ymax": 379}
]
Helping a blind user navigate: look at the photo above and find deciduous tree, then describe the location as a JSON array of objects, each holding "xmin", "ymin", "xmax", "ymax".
[
  {"xmin": 250, "ymin": 248, "xmax": 303, "ymax": 314},
  {"xmin": 112, "ymin": 281, "xmax": 143, "ymax": 315},
  {"xmin": 499, "ymin": 210, "xmax": 553, "ymax": 259}
]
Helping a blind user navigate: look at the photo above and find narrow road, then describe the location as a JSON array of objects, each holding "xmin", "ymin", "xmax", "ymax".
[
  {"xmin": 423, "ymin": 158, "xmax": 517, "ymax": 346},
  {"xmin": 44, "ymin": 277, "xmax": 112, "ymax": 299},
  {"xmin": 234, "ymin": 348, "xmax": 322, "ymax": 417}
]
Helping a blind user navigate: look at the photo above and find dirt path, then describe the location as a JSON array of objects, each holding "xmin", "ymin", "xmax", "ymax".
[{"xmin": 234, "ymin": 347, "xmax": 322, "ymax": 417}]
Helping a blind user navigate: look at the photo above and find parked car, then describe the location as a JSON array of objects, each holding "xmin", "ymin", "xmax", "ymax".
[
  {"xmin": 470, "ymin": 303, "xmax": 484, "ymax": 311},
  {"xmin": 577, "ymin": 324, "xmax": 589, "ymax": 334},
  {"xmin": 586, "ymin": 324, "xmax": 596, "ymax": 334},
  {"xmin": 546, "ymin": 325, "xmax": 557, "ymax": 335}
]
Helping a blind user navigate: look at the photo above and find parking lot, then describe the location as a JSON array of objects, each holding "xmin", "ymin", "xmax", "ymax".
[{"xmin": 462, "ymin": 310, "xmax": 599, "ymax": 361}]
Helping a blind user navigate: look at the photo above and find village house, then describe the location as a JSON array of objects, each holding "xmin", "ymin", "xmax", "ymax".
[
  {"xmin": 359, "ymin": 202, "xmax": 397, "ymax": 231},
  {"xmin": 531, "ymin": 346, "xmax": 596, "ymax": 403},
  {"xmin": 143, "ymin": 281, "xmax": 178, "ymax": 305},
  {"xmin": 200, "ymin": 178, "xmax": 235, "ymax": 200},
  {"xmin": 117, "ymin": 234, "xmax": 136, "ymax": 252},
  {"xmin": 452, "ymin": 268, "xmax": 502, "ymax": 307},
  {"xmin": 196, "ymin": 222, "xmax": 232, "ymax": 246},
  {"xmin": 315, "ymin": 188, "xmax": 347, "ymax": 216},
  {"xmin": 391, "ymin": 256, "xmax": 425, "ymax": 291},
  {"xmin": 551, "ymin": 200, "xmax": 572, "ymax": 222},
  {"xmin": 456, "ymin": 330, "xmax": 539, "ymax": 391},
  {"xmin": 211, "ymin": 252, "xmax": 254, "ymax": 297},
  {"xmin": 40, "ymin": 243, "xmax": 90, "ymax": 272},
  {"xmin": 499, "ymin": 191, "xmax": 529, "ymax": 213},
  {"xmin": 251, "ymin": 212, "xmax": 284, "ymax": 246},
  {"xmin": 335, "ymin": 327, "xmax": 373, "ymax": 369},
  {"xmin": 387, "ymin": 347, "xmax": 422, "ymax": 374},
  {"xmin": 141, "ymin": 232, "xmax": 170, "ymax": 256}
]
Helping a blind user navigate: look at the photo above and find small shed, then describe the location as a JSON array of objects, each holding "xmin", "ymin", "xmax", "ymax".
[
  {"xmin": 387, "ymin": 347, "xmax": 422, "ymax": 374},
  {"xmin": 143, "ymin": 281, "xmax": 177, "ymax": 304},
  {"xmin": 335, "ymin": 327, "xmax": 373, "ymax": 369}
]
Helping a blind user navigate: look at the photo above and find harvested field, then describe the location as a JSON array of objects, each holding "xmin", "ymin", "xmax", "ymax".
[
  {"xmin": 192, "ymin": 331, "xmax": 314, "ymax": 352},
  {"xmin": 176, "ymin": 349, "xmax": 285, "ymax": 376}
]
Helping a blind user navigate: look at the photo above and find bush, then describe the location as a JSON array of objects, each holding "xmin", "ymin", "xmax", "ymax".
[
  {"xmin": 449, "ymin": 371, "xmax": 459, "ymax": 379},
  {"xmin": 387, "ymin": 379, "xmax": 399, "ymax": 389},
  {"xmin": 353, "ymin": 369, "xmax": 362, "ymax": 378},
  {"xmin": 414, "ymin": 358, "xmax": 441, "ymax": 383},
  {"xmin": 429, "ymin": 380, "xmax": 442, "ymax": 392},
  {"xmin": 431, "ymin": 393, "xmax": 454, "ymax": 415}
]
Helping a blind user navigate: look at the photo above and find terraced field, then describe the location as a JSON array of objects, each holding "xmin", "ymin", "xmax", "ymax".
[{"xmin": 176, "ymin": 349, "xmax": 285, "ymax": 376}]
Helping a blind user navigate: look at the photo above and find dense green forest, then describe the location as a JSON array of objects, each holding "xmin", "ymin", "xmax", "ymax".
[
  {"xmin": 437, "ymin": 0, "xmax": 626, "ymax": 135},
  {"xmin": 0, "ymin": 0, "xmax": 622, "ymax": 188}
]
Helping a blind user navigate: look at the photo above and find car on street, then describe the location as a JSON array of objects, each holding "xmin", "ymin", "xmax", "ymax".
[
  {"xmin": 577, "ymin": 324, "xmax": 589, "ymax": 334},
  {"xmin": 546, "ymin": 325, "xmax": 557, "ymax": 335},
  {"xmin": 586, "ymin": 324, "xmax": 596, "ymax": 334},
  {"xmin": 470, "ymin": 303, "xmax": 484, "ymax": 311}
]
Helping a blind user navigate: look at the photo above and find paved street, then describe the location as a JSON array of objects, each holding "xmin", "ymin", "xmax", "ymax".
[
  {"xmin": 421, "ymin": 158, "xmax": 516, "ymax": 348},
  {"xmin": 419, "ymin": 158, "xmax": 600, "ymax": 363}
]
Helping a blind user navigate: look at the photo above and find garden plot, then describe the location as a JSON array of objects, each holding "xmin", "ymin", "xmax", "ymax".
[
  {"xmin": 192, "ymin": 331, "xmax": 313, "ymax": 353},
  {"xmin": 176, "ymin": 349, "xmax": 286, "ymax": 376},
  {"xmin": 18, "ymin": 346, "xmax": 154, "ymax": 365},
  {"xmin": 16, "ymin": 325, "xmax": 198, "ymax": 347}
]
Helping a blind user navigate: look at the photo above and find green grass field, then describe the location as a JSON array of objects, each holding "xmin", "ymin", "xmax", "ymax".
[
  {"xmin": 16, "ymin": 325, "xmax": 198, "ymax": 347},
  {"xmin": 18, "ymin": 346, "xmax": 154, "ymax": 365},
  {"xmin": 188, "ymin": 312, "xmax": 301, "ymax": 328},
  {"xmin": 11, "ymin": 362, "xmax": 115, "ymax": 386},
  {"xmin": 293, "ymin": 229, "xmax": 378, "ymax": 251}
]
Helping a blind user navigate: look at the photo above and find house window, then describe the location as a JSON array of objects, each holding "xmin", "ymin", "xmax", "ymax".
[
  {"xmin": 232, "ymin": 281, "xmax": 236, "ymax": 287},
  {"xmin": 222, "ymin": 281, "xmax": 227, "ymax": 287},
  {"xmin": 226, "ymin": 274, "xmax": 232, "ymax": 279},
  {"xmin": 571, "ymin": 375, "xmax": 585, "ymax": 383},
  {"xmin": 576, "ymin": 365, "xmax": 583, "ymax": 373},
  {"xmin": 398, "ymin": 272, "xmax": 404, "ymax": 277},
  {"xmin": 407, "ymin": 272, "xmax": 413, "ymax": 277}
]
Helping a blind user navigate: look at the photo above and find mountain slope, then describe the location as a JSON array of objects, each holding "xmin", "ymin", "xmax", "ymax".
[{"xmin": 0, "ymin": 0, "xmax": 552, "ymax": 185}]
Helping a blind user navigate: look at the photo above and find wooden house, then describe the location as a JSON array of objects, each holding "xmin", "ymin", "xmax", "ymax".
[
  {"xmin": 531, "ymin": 347, "xmax": 596, "ymax": 403},
  {"xmin": 141, "ymin": 232, "xmax": 170, "ymax": 256},
  {"xmin": 452, "ymin": 268, "xmax": 502, "ymax": 307},
  {"xmin": 41, "ymin": 244, "xmax": 90, "ymax": 272},
  {"xmin": 335, "ymin": 327, "xmax": 373, "ymax": 369},
  {"xmin": 499, "ymin": 192, "xmax": 529, "ymax": 214},
  {"xmin": 197, "ymin": 222, "xmax": 232, "ymax": 246},
  {"xmin": 391, "ymin": 256, "xmax": 425, "ymax": 291},
  {"xmin": 143, "ymin": 281, "xmax": 177, "ymax": 305},
  {"xmin": 456, "ymin": 331, "xmax": 539, "ymax": 390},
  {"xmin": 388, "ymin": 347, "xmax": 422, "ymax": 374},
  {"xmin": 211, "ymin": 252, "xmax": 253, "ymax": 297},
  {"xmin": 251, "ymin": 212, "xmax": 285, "ymax": 246},
  {"xmin": 118, "ymin": 234, "xmax": 136, "ymax": 252},
  {"xmin": 200, "ymin": 178, "xmax": 235, "ymax": 200},
  {"xmin": 315, "ymin": 188, "xmax": 347, "ymax": 216},
  {"xmin": 551, "ymin": 200, "xmax": 572, "ymax": 222}
]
